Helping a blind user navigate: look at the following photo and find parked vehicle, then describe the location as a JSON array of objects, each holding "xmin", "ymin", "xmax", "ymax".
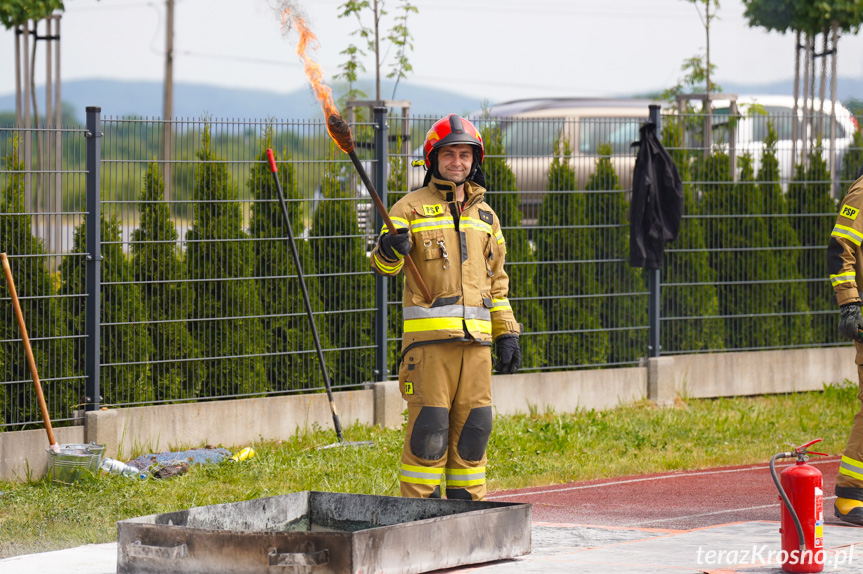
[
  {"xmin": 406, "ymin": 98, "xmax": 658, "ymax": 222},
  {"xmin": 701, "ymin": 95, "xmax": 857, "ymax": 184}
]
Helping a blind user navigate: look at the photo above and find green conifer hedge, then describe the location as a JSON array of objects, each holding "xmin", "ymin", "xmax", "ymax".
[
  {"xmin": 536, "ymin": 134, "xmax": 607, "ymax": 367},
  {"xmin": 699, "ymin": 149, "xmax": 781, "ymax": 349},
  {"xmin": 60, "ymin": 216, "xmax": 153, "ymax": 406},
  {"xmin": 584, "ymin": 142, "xmax": 647, "ymax": 364},
  {"xmin": 660, "ymin": 121, "xmax": 725, "ymax": 352},
  {"xmin": 1, "ymin": 141, "xmax": 74, "ymax": 426},
  {"xmin": 480, "ymin": 121, "xmax": 546, "ymax": 369},
  {"xmin": 249, "ymin": 130, "xmax": 330, "ymax": 392},
  {"xmin": 758, "ymin": 123, "xmax": 811, "ymax": 345},
  {"xmin": 186, "ymin": 125, "xmax": 268, "ymax": 397},
  {"xmin": 312, "ymin": 143, "xmax": 374, "ymax": 388},
  {"xmin": 131, "ymin": 162, "xmax": 201, "ymax": 402},
  {"xmin": 788, "ymin": 148, "xmax": 837, "ymax": 344}
]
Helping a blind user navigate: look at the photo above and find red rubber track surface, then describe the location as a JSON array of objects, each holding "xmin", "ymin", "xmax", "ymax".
[{"xmin": 489, "ymin": 457, "xmax": 847, "ymax": 531}]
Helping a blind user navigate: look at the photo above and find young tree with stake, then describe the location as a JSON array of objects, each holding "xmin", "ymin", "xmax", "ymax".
[{"xmin": 335, "ymin": 0, "xmax": 419, "ymax": 106}]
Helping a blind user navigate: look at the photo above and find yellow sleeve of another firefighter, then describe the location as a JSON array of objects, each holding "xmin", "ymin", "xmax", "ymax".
[
  {"xmin": 488, "ymin": 211, "xmax": 521, "ymax": 340},
  {"xmin": 369, "ymin": 201, "xmax": 411, "ymax": 277},
  {"xmin": 828, "ymin": 177, "xmax": 863, "ymax": 306}
]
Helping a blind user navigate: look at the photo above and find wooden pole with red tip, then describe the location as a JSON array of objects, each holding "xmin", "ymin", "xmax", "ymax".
[
  {"xmin": 326, "ymin": 113, "xmax": 433, "ymax": 303},
  {"xmin": 1, "ymin": 253, "xmax": 59, "ymax": 452}
]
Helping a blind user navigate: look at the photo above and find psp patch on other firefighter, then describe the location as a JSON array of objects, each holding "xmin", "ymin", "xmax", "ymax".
[
  {"xmin": 422, "ymin": 204, "xmax": 444, "ymax": 216},
  {"xmin": 478, "ymin": 209, "xmax": 493, "ymax": 225},
  {"xmin": 841, "ymin": 205, "xmax": 860, "ymax": 221}
]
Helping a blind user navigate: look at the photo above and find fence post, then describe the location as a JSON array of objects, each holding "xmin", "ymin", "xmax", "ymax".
[
  {"xmin": 373, "ymin": 106, "xmax": 389, "ymax": 381},
  {"xmin": 84, "ymin": 106, "xmax": 102, "ymax": 411},
  {"xmin": 648, "ymin": 104, "xmax": 661, "ymax": 359}
]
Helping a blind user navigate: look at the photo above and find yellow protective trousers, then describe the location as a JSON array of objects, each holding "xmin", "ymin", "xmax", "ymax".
[
  {"xmin": 837, "ymin": 357, "xmax": 863, "ymax": 499},
  {"xmin": 398, "ymin": 340, "xmax": 492, "ymax": 501}
]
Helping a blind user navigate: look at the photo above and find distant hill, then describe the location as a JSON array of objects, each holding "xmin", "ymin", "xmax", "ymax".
[
  {"xmin": 0, "ymin": 78, "xmax": 483, "ymax": 123},
  {"xmin": 719, "ymin": 77, "xmax": 863, "ymax": 100},
  {"xmin": 635, "ymin": 77, "xmax": 863, "ymax": 102},
  {"xmin": 5, "ymin": 76, "xmax": 863, "ymax": 124}
]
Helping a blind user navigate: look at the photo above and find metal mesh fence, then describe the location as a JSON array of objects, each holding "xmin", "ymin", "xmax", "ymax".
[
  {"xmin": 661, "ymin": 108, "xmax": 851, "ymax": 355},
  {"xmin": 0, "ymin": 124, "xmax": 88, "ymax": 428},
  {"xmin": 98, "ymin": 117, "xmax": 380, "ymax": 406},
  {"xmin": 0, "ymin": 106, "xmax": 858, "ymax": 428}
]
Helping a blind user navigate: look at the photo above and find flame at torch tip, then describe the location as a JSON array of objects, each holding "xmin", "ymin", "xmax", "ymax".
[
  {"xmin": 327, "ymin": 114, "xmax": 355, "ymax": 154},
  {"xmin": 281, "ymin": 6, "xmax": 353, "ymax": 152}
]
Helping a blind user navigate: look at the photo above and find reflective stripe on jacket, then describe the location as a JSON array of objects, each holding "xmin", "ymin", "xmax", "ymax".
[
  {"xmin": 370, "ymin": 176, "xmax": 520, "ymax": 345},
  {"xmin": 828, "ymin": 176, "xmax": 863, "ymax": 307}
]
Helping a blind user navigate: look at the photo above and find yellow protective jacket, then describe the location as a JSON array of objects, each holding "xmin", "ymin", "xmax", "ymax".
[
  {"xmin": 370, "ymin": 176, "xmax": 520, "ymax": 347},
  {"xmin": 829, "ymin": 175, "xmax": 863, "ymax": 309}
]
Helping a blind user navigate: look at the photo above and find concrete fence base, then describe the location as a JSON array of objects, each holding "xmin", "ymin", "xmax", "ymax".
[{"xmin": 0, "ymin": 346, "xmax": 857, "ymax": 482}]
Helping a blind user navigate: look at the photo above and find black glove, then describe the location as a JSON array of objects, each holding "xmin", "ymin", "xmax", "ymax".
[
  {"xmin": 378, "ymin": 228, "xmax": 411, "ymax": 260},
  {"xmin": 494, "ymin": 335, "xmax": 522, "ymax": 375},
  {"xmin": 839, "ymin": 302, "xmax": 863, "ymax": 342}
]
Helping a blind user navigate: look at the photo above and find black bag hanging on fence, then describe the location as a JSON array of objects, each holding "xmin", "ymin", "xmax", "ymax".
[{"xmin": 629, "ymin": 121, "xmax": 683, "ymax": 269}]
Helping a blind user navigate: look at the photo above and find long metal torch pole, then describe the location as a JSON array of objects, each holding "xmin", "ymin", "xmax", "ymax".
[
  {"xmin": 266, "ymin": 149, "xmax": 344, "ymax": 444},
  {"xmin": 347, "ymin": 149, "xmax": 432, "ymax": 303}
]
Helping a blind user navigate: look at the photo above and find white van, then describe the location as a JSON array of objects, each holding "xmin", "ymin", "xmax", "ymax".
[{"xmin": 705, "ymin": 95, "xmax": 857, "ymax": 183}]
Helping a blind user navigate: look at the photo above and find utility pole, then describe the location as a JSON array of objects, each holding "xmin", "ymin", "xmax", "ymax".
[{"xmin": 162, "ymin": 0, "xmax": 175, "ymax": 202}]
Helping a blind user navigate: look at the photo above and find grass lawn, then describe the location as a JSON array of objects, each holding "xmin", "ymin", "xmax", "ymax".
[{"xmin": 0, "ymin": 381, "xmax": 857, "ymax": 558}]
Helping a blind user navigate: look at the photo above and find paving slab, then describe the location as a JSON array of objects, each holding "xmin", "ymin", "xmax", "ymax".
[{"xmin": 0, "ymin": 542, "xmax": 117, "ymax": 574}]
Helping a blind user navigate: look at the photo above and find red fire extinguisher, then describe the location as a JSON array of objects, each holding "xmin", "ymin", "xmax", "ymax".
[{"xmin": 770, "ymin": 438, "xmax": 827, "ymax": 573}]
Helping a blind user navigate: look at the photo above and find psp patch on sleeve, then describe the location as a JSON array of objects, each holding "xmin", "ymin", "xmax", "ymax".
[{"xmin": 841, "ymin": 205, "xmax": 860, "ymax": 221}]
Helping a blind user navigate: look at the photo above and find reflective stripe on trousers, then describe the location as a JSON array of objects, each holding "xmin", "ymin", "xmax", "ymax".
[
  {"xmin": 400, "ymin": 463, "xmax": 444, "ymax": 486},
  {"xmin": 445, "ymin": 467, "xmax": 486, "ymax": 487}
]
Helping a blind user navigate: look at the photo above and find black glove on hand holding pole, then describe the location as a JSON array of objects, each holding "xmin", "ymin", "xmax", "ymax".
[
  {"xmin": 494, "ymin": 335, "xmax": 522, "ymax": 375},
  {"xmin": 839, "ymin": 302, "xmax": 863, "ymax": 342},
  {"xmin": 378, "ymin": 228, "xmax": 411, "ymax": 261}
]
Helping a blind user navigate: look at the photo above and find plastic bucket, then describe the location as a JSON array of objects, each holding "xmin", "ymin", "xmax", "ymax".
[{"xmin": 46, "ymin": 442, "xmax": 105, "ymax": 484}]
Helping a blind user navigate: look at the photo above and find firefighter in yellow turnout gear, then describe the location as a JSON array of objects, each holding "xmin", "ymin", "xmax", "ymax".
[
  {"xmin": 370, "ymin": 114, "xmax": 522, "ymax": 501},
  {"xmin": 829, "ymin": 173, "xmax": 863, "ymax": 525}
]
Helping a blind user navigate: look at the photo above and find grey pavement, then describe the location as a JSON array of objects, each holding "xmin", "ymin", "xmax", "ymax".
[{"xmin": 3, "ymin": 521, "xmax": 863, "ymax": 573}]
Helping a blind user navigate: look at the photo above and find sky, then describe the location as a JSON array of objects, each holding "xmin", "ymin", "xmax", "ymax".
[{"xmin": 3, "ymin": 0, "xmax": 863, "ymax": 106}]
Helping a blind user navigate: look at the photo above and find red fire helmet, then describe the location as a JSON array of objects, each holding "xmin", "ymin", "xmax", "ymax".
[{"xmin": 423, "ymin": 114, "xmax": 485, "ymax": 167}]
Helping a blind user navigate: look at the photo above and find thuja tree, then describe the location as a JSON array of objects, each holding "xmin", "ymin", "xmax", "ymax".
[
  {"xmin": 536, "ymin": 135, "xmax": 607, "ymax": 367},
  {"xmin": 479, "ymin": 120, "xmax": 546, "ymax": 369},
  {"xmin": 788, "ymin": 147, "xmax": 838, "ymax": 344},
  {"xmin": 249, "ymin": 129, "xmax": 330, "ymax": 392},
  {"xmin": 584, "ymin": 142, "xmax": 646, "ymax": 364},
  {"xmin": 758, "ymin": 122, "xmax": 811, "ymax": 345},
  {"xmin": 0, "ymin": 141, "xmax": 74, "ymax": 426},
  {"xmin": 700, "ymin": 150, "xmax": 782, "ymax": 349},
  {"xmin": 60, "ymin": 216, "xmax": 153, "ymax": 405},
  {"xmin": 131, "ymin": 162, "xmax": 201, "ymax": 402},
  {"xmin": 659, "ymin": 121, "xmax": 724, "ymax": 352},
  {"xmin": 312, "ymin": 143, "xmax": 374, "ymax": 387},
  {"xmin": 186, "ymin": 125, "xmax": 267, "ymax": 397}
]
